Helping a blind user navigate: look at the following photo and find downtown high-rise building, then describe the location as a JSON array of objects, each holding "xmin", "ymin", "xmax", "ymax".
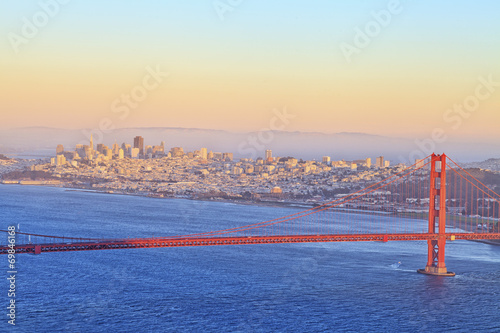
[
  {"xmin": 134, "ymin": 136, "xmax": 144, "ymax": 156},
  {"xmin": 96, "ymin": 143, "xmax": 105, "ymax": 154},
  {"xmin": 131, "ymin": 147, "xmax": 140, "ymax": 158},
  {"xmin": 376, "ymin": 156, "xmax": 384, "ymax": 168},
  {"xmin": 170, "ymin": 147, "xmax": 184, "ymax": 158},
  {"xmin": 112, "ymin": 142, "xmax": 120, "ymax": 155},
  {"xmin": 200, "ymin": 148, "xmax": 208, "ymax": 160}
]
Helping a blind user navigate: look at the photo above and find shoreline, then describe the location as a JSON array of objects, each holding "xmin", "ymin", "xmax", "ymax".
[
  {"xmin": 1, "ymin": 182, "xmax": 318, "ymax": 210},
  {"xmin": 64, "ymin": 186, "xmax": 319, "ymax": 210},
  {"xmin": 25, "ymin": 184, "xmax": 421, "ymax": 215}
]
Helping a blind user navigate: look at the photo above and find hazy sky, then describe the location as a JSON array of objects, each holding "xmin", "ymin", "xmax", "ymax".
[{"xmin": 1, "ymin": 1, "xmax": 499, "ymax": 140}]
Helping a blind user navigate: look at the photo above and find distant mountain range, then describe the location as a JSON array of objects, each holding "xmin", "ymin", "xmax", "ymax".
[{"xmin": 0, "ymin": 127, "xmax": 499, "ymax": 164}]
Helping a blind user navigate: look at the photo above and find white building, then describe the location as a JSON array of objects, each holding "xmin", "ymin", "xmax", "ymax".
[{"xmin": 200, "ymin": 148, "xmax": 208, "ymax": 160}]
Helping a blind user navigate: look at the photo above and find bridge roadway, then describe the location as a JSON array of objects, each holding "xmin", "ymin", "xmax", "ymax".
[{"xmin": 1, "ymin": 233, "xmax": 499, "ymax": 255}]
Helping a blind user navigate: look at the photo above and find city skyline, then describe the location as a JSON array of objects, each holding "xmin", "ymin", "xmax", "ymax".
[
  {"xmin": 4, "ymin": 130, "xmax": 398, "ymax": 204},
  {"xmin": 1, "ymin": 1, "xmax": 499, "ymax": 141},
  {"xmin": 52, "ymin": 133, "xmax": 388, "ymax": 166},
  {"xmin": 3, "ymin": 125, "xmax": 500, "ymax": 164}
]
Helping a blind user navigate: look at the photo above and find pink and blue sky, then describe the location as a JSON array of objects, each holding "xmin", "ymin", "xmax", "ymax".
[{"xmin": 1, "ymin": 0, "xmax": 499, "ymax": 141}]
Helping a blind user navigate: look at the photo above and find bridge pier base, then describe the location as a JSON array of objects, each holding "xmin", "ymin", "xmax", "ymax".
[
  {"xmin": 418, "ymin": 154, "xmax": 455, "ymax": 277},
  {"xmin": 417, "ymin": 268, "xmax": 455, "ymax": 277}
]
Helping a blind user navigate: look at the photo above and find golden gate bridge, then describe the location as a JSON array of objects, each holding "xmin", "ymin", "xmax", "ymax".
[{"xmin": 1, "ymin": 154, "xmax": 500, "ymax": 276}]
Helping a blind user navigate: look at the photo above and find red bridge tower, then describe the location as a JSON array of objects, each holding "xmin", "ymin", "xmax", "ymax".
[{"xmin": 418, "ymin": 154, "xmax": 455, "ymax": 276}]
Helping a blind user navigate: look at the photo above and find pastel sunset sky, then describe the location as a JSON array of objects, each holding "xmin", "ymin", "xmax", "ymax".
[{"xmin": 1, "ymin": 0, "xmax": 499, "ymax": 140}]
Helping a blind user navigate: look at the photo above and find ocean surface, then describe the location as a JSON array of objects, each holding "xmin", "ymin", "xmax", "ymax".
[{"xmin": 0, "ymin": 185, "xmax": 499, "ymax": 332}]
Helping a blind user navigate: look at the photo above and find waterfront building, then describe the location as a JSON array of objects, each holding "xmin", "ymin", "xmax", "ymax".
[{"xmin": 270, "ymin": 187, "xmax": 282, "ymax": 194}]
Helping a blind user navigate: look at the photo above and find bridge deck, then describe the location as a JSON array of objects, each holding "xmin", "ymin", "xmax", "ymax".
[{"xmin": 2, "ymin": 233, "xmax": 499, "ymax": 254}]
